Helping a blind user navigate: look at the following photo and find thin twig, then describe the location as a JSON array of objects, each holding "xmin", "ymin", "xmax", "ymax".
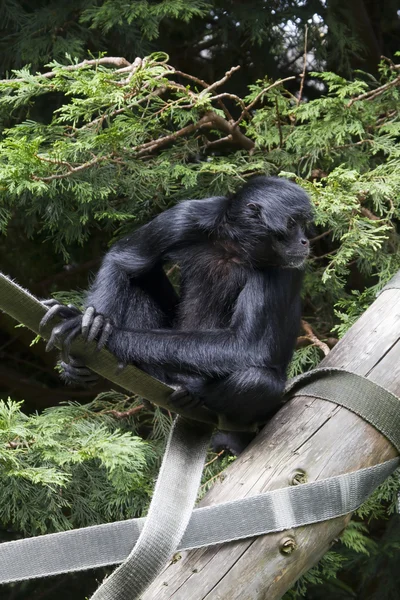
[
  {"xmin": 312, "ymin": 248, "xmax": 339, "ymax": 261},
  {"xmin": 31, "ymin": 155, "xmax": 112, "ymax": 182},
  {"xmin": 206, "ymin": 135, "xmax": 233, "ymax": 148},
  {"xmin": 171, "ymin": 70, "xmax": 234, "ymax": 119},
  {"xmin": 301, "ymin": 320, "xmax": 330, "ymax": 356},
  {"xmin": 198, "ymin": 65, "xmax": 241, "ymax": 96},
  {"xmin": 135, "ymin": 111, "xmax": 255, "ymax": 155},
  {"xmin": 310, "ymin": 229, "xmax": 333, "ymax": 243},
  {"xmin": 275, "ymin": 97, "xmax": 283, "ymax": 147},
  {"xmin": 105, "ymin": 405, "xmax": 144, "ymax": 419},
  {"xmin": 359, "ymin": 207, "xmax": 380, "ymax": 220},
  {"xmin": 135, "ymin": 115, "xmax": 214, "ymax": 155},
  {"xmin": 205, "ymin": 450, "xmax": 225, "ymax": 467},
  {"xmin": 346, "ymin": 74, "xmax": 400, "ymax": 107},
  {"xmin": 200, "ymin": 471, "xmax": 225, "ymax": 490},
  {"xmin": 234, "ymin": 76, "xmax": 296, "ymax": 126},
  {"xmin": 84, "ymin": 87, "xmax": 168, "ymax": 128},
  {"xmin": 171, "ymin": 70, "xmax": 209, "ymax": 88},
  {"xmin": 166, "ymin": 264, "xmax": 180, "ymax": 277},
  {"xmin": 297, "ymin": 25, "xmax": 308, "ymax": 105},
  {"xmin": 34, "ymin": 154, "xmax": 74, "ymax": 170},
  {"xmin": 380, "ymin": 55, "xmax": 400, "ymax": 71}
]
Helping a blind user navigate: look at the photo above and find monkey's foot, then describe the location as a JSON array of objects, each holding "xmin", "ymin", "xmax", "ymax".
[
  {"xmin": 60, "ymin": 357, "xmax": 99, "ymax": 387},
  {"xmin": 168, "ymin": 387, "xmax": 205, "ymax": 411}
]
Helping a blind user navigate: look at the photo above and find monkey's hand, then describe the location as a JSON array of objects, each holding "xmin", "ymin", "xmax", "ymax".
[{"xmin": 40, "ymin": 300, "xmax": 113, "ymax": 360}]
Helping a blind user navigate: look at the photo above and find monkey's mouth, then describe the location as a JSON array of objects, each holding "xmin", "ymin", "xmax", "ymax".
[{"xmin": 286, "ymin": 253, "xmax": 308, "ymax": 267}]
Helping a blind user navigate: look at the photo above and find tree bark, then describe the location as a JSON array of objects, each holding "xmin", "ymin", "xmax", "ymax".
[{"xmin": 142, "ymin": 285, "xmax": 400, "ymax": 599}]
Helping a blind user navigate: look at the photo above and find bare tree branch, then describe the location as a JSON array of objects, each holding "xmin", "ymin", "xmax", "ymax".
[
  {"xmin": 0, "ymin": 57, "xmax": 132, "ymax": 84},
  {"xmin": 300, "ymin": 320, "xmax": 331, "ymax": 356},
  {"xmin": 234, "ymin": 76, "xmax": 296, "ymax": 126},
  {"xmin": 347, "ymin": 74, "xmax": 400, "ymax": 107},
  {"xmin": 31, "ymin": 155, "xmax": 113, "ymax": 182}
]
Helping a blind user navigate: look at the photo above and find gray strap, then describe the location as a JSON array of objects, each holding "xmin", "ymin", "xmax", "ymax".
[
  {"xmin": 0, "ymin": 271, "xmax": 222, "ymax": 427},
  {"xmin": 287, "ymin": 368, "xmax": 400, "ymax": 452},
  {"xmin": 0, "ymin": 457, "xmax": 397, "ymax": 584},
  {"xmin": 0, "ymin": 368, "xmax": 399, "ymax": 585},
  {"xmin": 90, "ymin": 417, "xmax": 212, "ymax": 600}
]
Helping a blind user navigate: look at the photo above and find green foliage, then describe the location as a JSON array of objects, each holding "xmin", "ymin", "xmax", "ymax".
[
  {"xmin": 0, "ymin": 53, "xmax": 399, "ymax": 304},
  {"xmin": 81, "ymin": 0, "xmax": 212, "ymax": 37},
  {"xmin": 288, "ymin": 345, "xmax": 322, "ymax": 378},
  {"xmin": 284, "ymin": 551, "xmax": 348, "ymax": 599},
  {"xmin": 0, "ymin": 397, "xmax": 157, "ymax": 535}
]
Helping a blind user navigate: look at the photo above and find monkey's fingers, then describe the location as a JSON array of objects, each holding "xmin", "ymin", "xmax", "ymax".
[
  {"xmin": 60, "ymin": 322, "xmax": 84, "ymax": 362},
  {"xmin": 96, "ymin": 320, "xmax": 113, "ymax": 351},
  {"xmin": 45, "ymin": 317, "xmax": 81, "ymax": 352},
  {"xmin": 66, "ymin": 303, "xmax": 81, "ymax": 315},
  {"xmin": 40, "ymin": 301, "xmax": 81, "ymax": 331},
  {"xmin": 87, "ymin": 314, "xmax": 104, "ymax": 343},
  {"xmin": 42, "ymin": 299, "xmax": 61, "ymax": 308},
  {"xmin": 81, "ymin": 307, "xmax": 96, "ymax": 340},
  {"xmin": 169, "ymin": 388, "xmax": 204, "ymax": 411},
  {"xmin": 40, "ymin": 303, "xmax": 68, "ymax": 331}
]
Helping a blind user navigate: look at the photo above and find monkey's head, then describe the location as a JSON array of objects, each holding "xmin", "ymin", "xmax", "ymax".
[{"xmin": 232, "ymin": 176, "xmax": 313, "ymax": 268}]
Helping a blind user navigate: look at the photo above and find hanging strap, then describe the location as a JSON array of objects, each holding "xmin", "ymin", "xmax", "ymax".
[
  {"xmin": 287, "ymin": 368, "xmax": 400, "ymax": 451},
  {"xmin": 91, "ymin": 417, "xmax": 212, "ymax": 600}
]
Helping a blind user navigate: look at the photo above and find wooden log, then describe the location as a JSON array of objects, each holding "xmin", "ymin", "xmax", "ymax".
[{"xmin": 142, "ymin": 286, "xmax": 400, "ymax": 600}]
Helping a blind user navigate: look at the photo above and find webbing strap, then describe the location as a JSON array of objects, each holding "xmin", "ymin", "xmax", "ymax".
[
  {"xmin": 287, "ymin": 368, "xmax": 400, "ymax": 452},
  {"xmin": 0, "ymin": 272, "xmax": 222, "ymax": 428},
  {"xmin": 90, "ymin": 417, "xmax": 212, "ymax": 600},
  {"xmin": 0, "ymin": 457, "xmax": 397, "ymax": 585}
]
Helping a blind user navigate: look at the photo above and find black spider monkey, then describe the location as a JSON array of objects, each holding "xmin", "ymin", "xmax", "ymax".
[{"xmin": 41, "ymin": 176, "xmax": 312, "ymax": 433}]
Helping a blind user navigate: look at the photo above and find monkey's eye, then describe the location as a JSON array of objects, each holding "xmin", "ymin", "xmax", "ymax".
[{"xmin": 287, "ymin": 219, "xmax": 297, "ymax": 231}]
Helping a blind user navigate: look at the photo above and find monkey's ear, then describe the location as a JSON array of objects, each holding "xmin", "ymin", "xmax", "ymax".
[{"xmin": 247, "ymin": 202, "xmax": 262, "ymax": 218}]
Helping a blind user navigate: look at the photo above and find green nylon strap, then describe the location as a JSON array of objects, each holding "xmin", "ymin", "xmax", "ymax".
[
  {"xmin": 0, "ymin": 271, "xmax": 252, "ymax": 430},
  {"xmin": 0, "ymin": 272, "xmax": 172, "ymax": 406},
  {"xmin": 0, "ymin": 368, "xmax": 399, "ymax": 588},
  {"xmin": 287, "ymin": 368, "xmax": 400, "ymax": 452}
]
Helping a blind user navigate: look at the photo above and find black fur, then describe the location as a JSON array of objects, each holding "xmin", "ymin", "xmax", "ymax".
[{"xmin": 45, "ymin": 176, "xmax": 312, "ymax": 426}]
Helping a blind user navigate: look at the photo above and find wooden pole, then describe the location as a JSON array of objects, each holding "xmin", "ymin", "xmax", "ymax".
[{"xmin": 142, "ymin": 286, "xmax": 400, "ymax": 600}]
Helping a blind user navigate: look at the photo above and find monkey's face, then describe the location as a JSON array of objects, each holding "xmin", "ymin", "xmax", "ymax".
[
  {"xmin": 273, "ymin": 218, "xmax": 310, "ymax": 268},
  {"xmin": 251, "ymin": 218, "xmax": 310, "ymax": 269}
]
